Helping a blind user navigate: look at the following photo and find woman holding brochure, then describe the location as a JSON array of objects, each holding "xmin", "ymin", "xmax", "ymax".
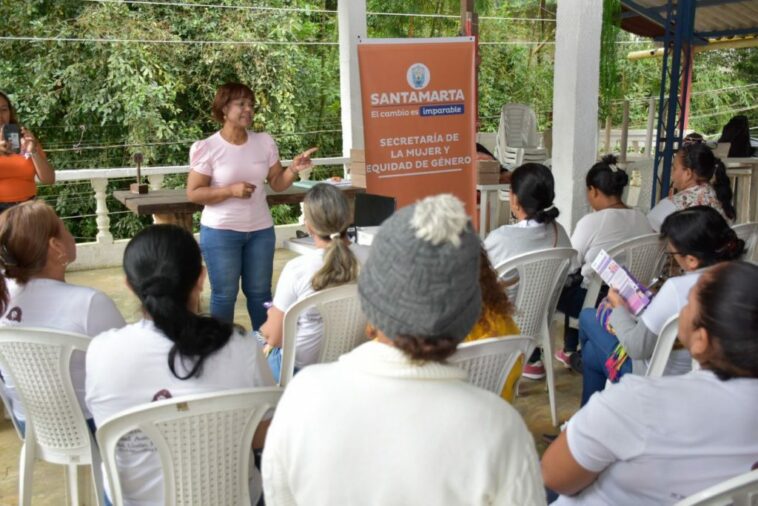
[
  {"xmin": 187, "ymin": 82, "xmax": 317, "ymax": 330},
  {"xmin": 576, "ymin": 206, "xmax": 744, "ymax": 406},
  {"xmin": 542, "ymin": 260, "xmax": 758, "ymax": 505}
]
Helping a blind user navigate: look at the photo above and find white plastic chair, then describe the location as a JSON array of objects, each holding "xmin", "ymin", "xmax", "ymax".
[
  {"xmin": 645, "ymin": 314, "xmax": 680, "ymax": 378},
  {"xmin": 494, "ymin": 104, "xmax": 547, "ymax": 168},
  {"xmin": 733, "ymin": 222, "xmax": 758, "ymax": 262},
  {"xmin": 495, "ymin": 247, "xmax": 577, "ymax": 426},
  {"xmin": 280, "ymin": 283, "xmax": 367, "ymax": 387},
  {"xmin": 582, "ymin": 233, "xmax": 666, "ymax": 310},
  {"xmin": 674, "ymin": 468, "xmax": 758, "ymax": 506},
  {"xmin": 96, "ymin": 387, "xmax": 282, "ymax": 506},
  {"xmin": 449, "ymin": 336, "xmax": 534, "ymax": 396},
  {"xmin": 0, "ymin": 327, "xmax": 103, "ymax": 506}
]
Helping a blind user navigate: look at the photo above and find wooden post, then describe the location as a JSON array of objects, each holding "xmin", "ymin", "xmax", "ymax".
[
  {"xmin": 620, "ymin": 100, "xmax": 630, "ymax": 162},
  {"xmin": 461, "ymin": 0, "xmax": 479, "ymax": 127},
  {"xmin": 130, "ymin": 152, "xmax": 148, "ymax": 194},
  {"xmin": 604, "ymin": 116, "xmax": 612, "ymax": 153}
]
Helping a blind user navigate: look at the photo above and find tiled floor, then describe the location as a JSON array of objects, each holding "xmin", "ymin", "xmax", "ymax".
[{"xmin": 0, "ymin": 249, "xmax": 583, "ymax": 504}]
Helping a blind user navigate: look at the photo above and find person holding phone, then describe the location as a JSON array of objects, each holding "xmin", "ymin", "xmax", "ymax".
[
  {"xmin": 0, "ymin": 91, "xmax": 55, "ymax": 213},
  {"xmin": 187, "ymin": 82, "xmax": 316, "ymax": 330}
]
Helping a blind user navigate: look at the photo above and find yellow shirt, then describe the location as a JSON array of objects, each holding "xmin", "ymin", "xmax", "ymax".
[{"xmin": 463, "ymin": 309, "xmax": 522, "ymax": 402}]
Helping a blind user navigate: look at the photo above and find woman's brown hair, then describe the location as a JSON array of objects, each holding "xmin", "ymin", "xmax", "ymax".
[
  {"xmin": 211, "ymin": 82, "xmax": 254, "ymax": 123},
  {"xmin": 475, "ymin": 246, "xmax": 514, "ymax": 335},
  {"xmin": 692, "ymin": 261, "xmax": 758, "ymax": 380},
  {"xmin": 303, "ymin": 184, "xmax": 359, "ymax": 291},
  {"xmin": 0, "ymin": 201, "xmax": 63, "ymax": 314}
]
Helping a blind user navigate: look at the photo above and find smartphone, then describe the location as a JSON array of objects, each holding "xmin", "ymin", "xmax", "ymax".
[{"xmin": 2, "ymin": 124, "xmax": 21, "ymax": 154}]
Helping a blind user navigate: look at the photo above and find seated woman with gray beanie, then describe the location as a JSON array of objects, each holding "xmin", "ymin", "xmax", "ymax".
[{"xmin": 263, "ymin": 194, "xmax": 546, "ymax": 505}]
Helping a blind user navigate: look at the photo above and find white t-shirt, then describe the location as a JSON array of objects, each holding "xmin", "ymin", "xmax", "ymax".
[
  {"xmin": 0, "ymin": 278, "xmax": 125, "ymax": 421},
  {"xmin": 263, "ymin": 341, "xmax": 546, "ymax": 505},
  {"xmin": 272, "ymin": 244, "xmax": 369, "ymax": 369},
  {"xmin": 85, "ymin": 319, "xmax": 274, "ymax": 506},
  {"xmin": 571, "ymin": 208, "xmax": 653, "ymax": 280},
  {"xmin": 190, "ymin": 131, "xmax": 279, "ymax": 232},
  {"xmin": 484, "ymin": 219, "xmax": 573, "ymax": 268},
  {"xmin": 637, "ymin": 271, "xmax": 700, "ymax": 374},
  {"xmin": 555, "ymin": 370, "xmax": 758, "ymax": 505},
  {"xmin": 647, "ymin": 198, "xmax": 677, "ymax": 232}
]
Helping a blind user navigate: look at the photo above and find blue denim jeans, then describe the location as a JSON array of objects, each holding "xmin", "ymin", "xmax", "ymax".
[
  {"xmin": 578, "ymin": 308, "xmax": 632, "ymax": 406},
  {"xmin": 266, "ymin": 347, "xmax": 300, "ymax": 384},
  {"xmin": 199, "ymin": 225, "xmax": 275, "ymax": 330}
]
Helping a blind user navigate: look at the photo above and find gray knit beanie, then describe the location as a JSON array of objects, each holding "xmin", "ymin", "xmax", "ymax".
[{"xmin": 358, "ymin": 194, "xmax": 481, "ymax": 341}]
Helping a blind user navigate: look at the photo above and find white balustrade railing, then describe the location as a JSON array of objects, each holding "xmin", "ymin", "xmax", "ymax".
[
  {"xmin": 47, "ymin": 157, "xmax": 349, "ymax": 270},
  {"xmin": 52, "ymin": 156, "xmax": 348, "ymax": 243}
]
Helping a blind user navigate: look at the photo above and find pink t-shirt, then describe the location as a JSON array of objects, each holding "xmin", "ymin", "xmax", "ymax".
[{"xmin": 189, "ymin": 131, "xmax": 279, "ymax": 232}]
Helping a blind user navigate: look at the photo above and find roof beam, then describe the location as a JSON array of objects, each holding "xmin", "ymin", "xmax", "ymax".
[
  {"xmin": 645, "ymin": 0, "xmax": 746, "ymax": 12},
  {"xmin": 620, "ymin": 0, "xmax": 669, "ymax": 28},
  {"xmin": 696, "ymin": 26, "xmax": 758, "ymax": 38}
]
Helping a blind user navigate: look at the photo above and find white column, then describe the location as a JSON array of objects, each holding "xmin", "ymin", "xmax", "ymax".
[
  {"xmin": 645, "ymin": 97, "xmax": 655, "ymax": 158},
  {"xmin": 90, "ymin": 177, "xmax": 113, "ymax": 243},
  {"xmin": 551, "ymin": 0, "xmax": 603, "ymax": 232},
  {"xmin": 338, "ymin": 0, "xmax": 367, "ymax": 164}
]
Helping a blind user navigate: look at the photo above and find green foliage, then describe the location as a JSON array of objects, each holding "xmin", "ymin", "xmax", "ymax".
[
  {"xmin": 1, "ymin": 0, "xmax": 755, "ymax": 241},
  {"xmin": 599, "ymin": 0, "xmax": 622, "ymax": 117}
]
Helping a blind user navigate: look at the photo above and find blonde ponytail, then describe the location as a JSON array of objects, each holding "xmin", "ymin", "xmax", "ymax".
[
  {"xmin": 303, "ymin": 184, "xmax": 360, "ymax": 291},
  {"xmin": 311, "ymin": 232, "xmax": 359, "ymax": 291}
]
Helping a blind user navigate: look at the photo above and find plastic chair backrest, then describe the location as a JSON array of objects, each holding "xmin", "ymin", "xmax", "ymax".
[
  {"xmin": 96, "ymin": 387, "xmax": 282, "ymax": 506},
  {"xmin": 583, "ymin": 233, "xmax": 666, "ymax": 309},
  {"xmin": 495, "ymin": 248, "xmax": 576, "ymax": 340},
  {"xmin": 494, "ymin": 247, "xmax": 576, "ymax": 427},
  {"xmin": 499, "ymin": 104, "xmax": 540, "ymax": 149},
  {"xmin": 449, "ymin": 336, "xmax": 534, "ymax": 395},
  {"xmin": 674, "ymin": 468, "xmax": 758, "ymax": 506},
  {"xmin": 280, "ymin": 283, "xmax": 367, "ymax": 387},
  {"xmin": 733, "ymin": 222, "xmax": 758, "ymax": 262},
  {"xmin": 0, "ymin": 327, "xmax": 96, "ymax": 463},
  {"xmin": 645, "ymin": 314, "xmax": 680, "ymax": 378}
]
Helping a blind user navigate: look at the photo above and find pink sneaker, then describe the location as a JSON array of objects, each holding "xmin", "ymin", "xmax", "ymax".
[
  {"xmin": 522, "ymin": 360, "xmax": 546, "ymax": 380},
  {"xmin": 554, "ymin": 349, "xmax": 574, "ymax": 368}
]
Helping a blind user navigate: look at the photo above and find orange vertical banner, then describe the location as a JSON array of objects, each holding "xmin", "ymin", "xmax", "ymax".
[{"xmin": 357, "ymin": 37, "xmax": 477, "ymax": 219}]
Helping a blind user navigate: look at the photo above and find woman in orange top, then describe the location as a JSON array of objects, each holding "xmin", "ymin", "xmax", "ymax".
[
  {"xmin": 463, "ymin": 246, "xmax": 522, "ymax": 401},
  {"xmin": 0, "ymin": 91, "xmax": 55, "ymax": 212}
]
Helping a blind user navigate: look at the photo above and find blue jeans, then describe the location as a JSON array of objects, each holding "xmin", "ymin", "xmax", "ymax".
[
  {"xmin": 266, "ymin": 347, "xmax": 300, "ymax": 384},
  {"xmin": 578, "ymin": 308, "xmax": 632, "ymax": 406},
  {"xmin": 200, "ymin": 225, "xmax": 275, "ymax": 330}
]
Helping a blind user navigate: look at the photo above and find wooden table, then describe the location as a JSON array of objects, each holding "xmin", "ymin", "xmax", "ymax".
[{"xmin": 113, "ymin": 184, "xmax": 366, "ymax": 232}]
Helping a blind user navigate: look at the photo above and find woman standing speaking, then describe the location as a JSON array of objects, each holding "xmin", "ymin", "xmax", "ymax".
[{"xmin": 187, "ymin": 82, "xmax": 316, "ymax": 330}]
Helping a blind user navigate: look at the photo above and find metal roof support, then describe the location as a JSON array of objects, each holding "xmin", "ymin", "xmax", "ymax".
[{"xmin": 651, "ymin": 0, "xmax": 697, "ymax": 206}]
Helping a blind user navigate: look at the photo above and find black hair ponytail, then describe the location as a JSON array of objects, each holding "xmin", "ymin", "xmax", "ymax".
[
  {"xmin": 679, "ymin": 143, "xmax": 735, "ymax": 220},
  {"xmin": 510, "ymin": 163, "xmax": 560, "ymax": 224},
  {"xmin": 711, "ymin": 159, "xmax": 736, "ymax": 220},
  {"xmin": 124, "ymin": 225, "xmax": 235, "ymax": 380},
  {"xmin": 660, "ymin": 206, "xmax": 745, "ymax": 267}
]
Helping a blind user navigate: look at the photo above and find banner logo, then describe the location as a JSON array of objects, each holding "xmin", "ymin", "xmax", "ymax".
[{"xmin": 407, "ymin": 63, "xmax": 430, "ymax": 90}]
